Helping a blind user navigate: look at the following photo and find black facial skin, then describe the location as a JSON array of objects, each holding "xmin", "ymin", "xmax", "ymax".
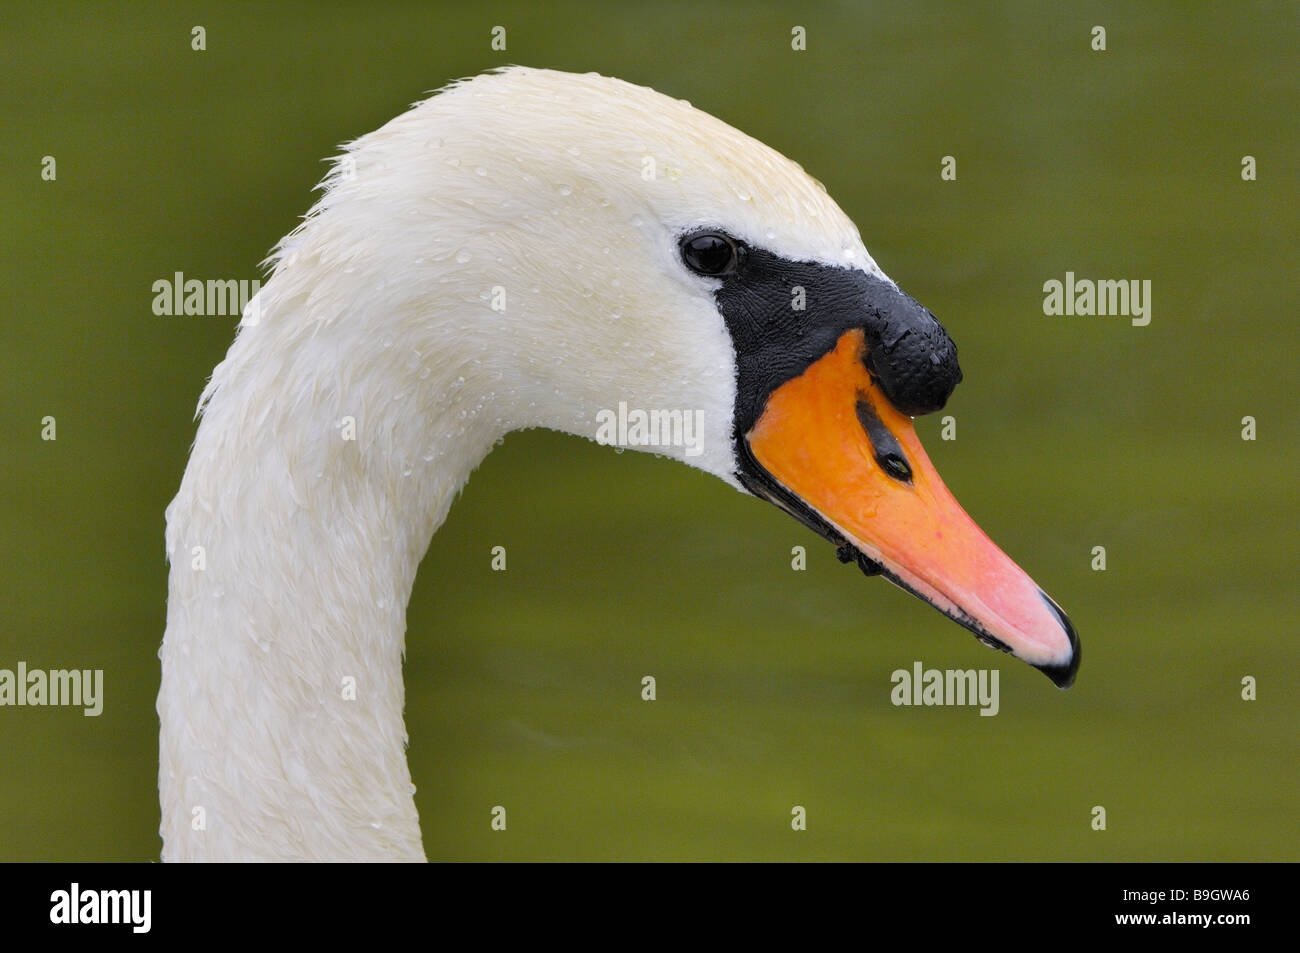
[{"xmin": 680, "ymin": 234, "xmax": 963, "ymax": 438}]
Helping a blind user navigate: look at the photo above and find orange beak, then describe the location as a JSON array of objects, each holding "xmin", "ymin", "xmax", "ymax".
[{"xmin": 746, "ymin": 329, "xmax": 1079, "ymax": 686}]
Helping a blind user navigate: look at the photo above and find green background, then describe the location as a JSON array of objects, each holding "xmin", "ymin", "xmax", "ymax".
[{"xmin": 2, "ymin": 2, "xmax": 1296, "ymax": 860}]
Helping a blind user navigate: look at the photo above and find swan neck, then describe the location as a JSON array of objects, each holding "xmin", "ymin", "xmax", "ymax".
[{"xmin": 159, "ymin": 289, "xmax": 500, "ymax": 860}]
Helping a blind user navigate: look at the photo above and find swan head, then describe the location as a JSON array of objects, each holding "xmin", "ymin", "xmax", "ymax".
[{"xmin": 272, "ymin": 66, "xmax": 1077, "ymax": 686}]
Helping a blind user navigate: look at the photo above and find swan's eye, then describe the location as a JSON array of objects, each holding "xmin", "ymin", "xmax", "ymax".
[{"xmin": 680, "ymin": 232, "xmax": 743, "ymax": 276}]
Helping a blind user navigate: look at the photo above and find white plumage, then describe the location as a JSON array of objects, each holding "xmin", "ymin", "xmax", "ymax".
[{"xmin": 160, "ymin": 67, "xmax": 893, "ymax": 861}]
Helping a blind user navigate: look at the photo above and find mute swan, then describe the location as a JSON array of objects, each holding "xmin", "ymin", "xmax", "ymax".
[{"xmin": 161, "ymin": 67, "xmax": 1078, "ymax": 861}]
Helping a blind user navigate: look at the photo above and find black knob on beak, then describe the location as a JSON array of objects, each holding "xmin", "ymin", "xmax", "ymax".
[{"xmin": 860, "ymin": 280, "xmax": 962, "ymax": 416}]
